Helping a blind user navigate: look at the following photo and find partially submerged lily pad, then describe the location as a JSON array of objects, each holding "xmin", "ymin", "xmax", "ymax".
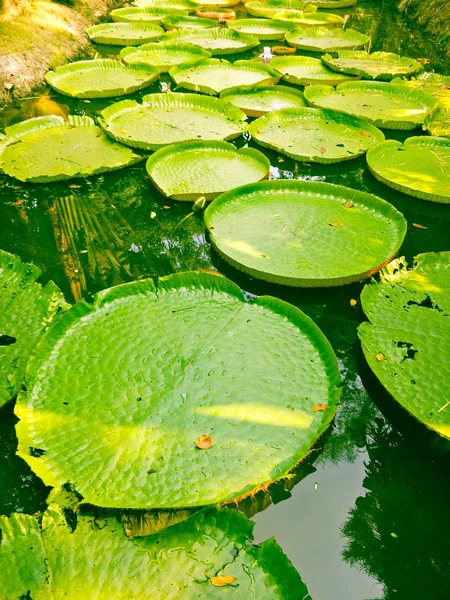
[
  {"xmin": 99, "ymin": 92, "xmax": 246, "ymax": 150},
  {"xmin": 227, "ymin": 18, "xmax": 298, "ymax": 40},
  {"xmin": 366, "ymin": 136, "xmax": 450, "ymax": 204},
  {"xmin": 111, "ymin": 6, "xmax": 188, "ymax": 23},
  {"xmin": 358, "ymin": 252, "xmax": 450, "ymax": 440},
  {"xmin": 162, "ymin": 14, "xmax": 217, "ymax": 29},
  {"xmin": 391, "ymin": 72, "xmax": 450, "ymax": 108},
  {"xmin": 45, "ymin": 59, "xmax": 160, "ymax": 98},
  {"xmin": 170, "ymin": 58, "xmax": 280, "ymax": 95},
  {"xmin": 146, "ymin": 140, "xmax": 270, "ymax": 200},
  {"xmin": 304, "ymin": 81, "xmax": 438, "ymax": 129},
  {"xmin": 322, "ymin": 51, "xmax": 424, "ymax": 81},
  {"xmin": 205, "ymin": 180, "xmax": 406, "ymax": 286},
  {"xmin": 15, "ymin": 271, "xmax": 341, "ymax": 507},
  {"xmin": 246, "ymin": 0, "xmax": 317, "ymax": 18},
  {"xmin": 248, "ymin": 106, "xmax": 384, "ymax": 163},
  {"xmin": 160, "ymin": 27, "xmax": 259, "ymax": 55},
  {"xmin": 271, "ymin": 55, "xmax": 360, "ymax": 86},
  {"xmin": 0, "ymin": 505, "xmax": 310, "ymax": 598},
  {"xmin": 1, "ymin": 115, "xmax": 143, "ymax": 182},
  {"xmin": 425, "ymin": 107, "xmax": 450, "ymax": 138},
  {"xmin": 220, "ymin": 84, "xmax": 306, "ymax": 117},
  {"xmin": 121, "ymin": 42, "xmax": 211, "ymax": 72},
  {"xmin": 86, "ymin": 22, "xmax": 164, "ymax": 45},
  {"xmin": 285, "ymin": 26, "xmax": 369, "ymax": 52},
  {"xmin": 0, "ymin": 250, "xmax": 67, "ymax": 408}
]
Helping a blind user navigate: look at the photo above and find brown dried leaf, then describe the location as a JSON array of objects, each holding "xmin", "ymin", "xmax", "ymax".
[
  {"xmin": 350, "ymin": 299, "xmax": 357, "ymax": 307},
  {"xmin": 313, "ymin": 404, "xmax": 327, "ymax": 412},
  {"xmin": 329, "ymin": 221, "xmax": 339, "ymax": 227},
  {"xmin": 360, "ymin": 130, "xmax": 371, "ymax": 138},
  {"xmin": 195, "ymin": 434, "xmax": 213, "ymax": 449},
  {"xmin": 320, "ymin": 146, "xmax": 327, "ymax": 154},
  {"xmin": 210, "ymin": 576, "xmax": 236, "ymax": 587},
  {"xmin": 301, "ymin": 124, "xmax": 311, "ymax": 130},
  {"xmin": 413, "ymin": 223, "xmax": 427, "ymax": 229},
  {"xmin": 343, "ymin": 201, "xmax": 354, "ymax": 208}
]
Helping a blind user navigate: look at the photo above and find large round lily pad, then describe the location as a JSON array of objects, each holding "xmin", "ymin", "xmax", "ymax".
[
  {"xmin": 160, "ymin": 27, "xmax": 259, "ymax": 54},
  {"xmin": 391, "ymin": 72, "xmax": 450, "ymax": 108},
  {"xmin": 358, "ymin": 252, "xmax": 450, "ymax": 440},
  {"xmin": 227, "ymin": 18, "xmax": 297, "ymax": 40},
  {"xmin": 0, "ymin": 505, "xmax": 310, "ymax": 598},
  {"xmin": 45, "ymin": 59, "xmax": 160, "ymax": 98},
  {"xmin": 275, "ymin": 10, "xmax": 345, "ymax": 27},
  {"xmin": 308, "ymin": 0, "xmax": 356, "ymax": 7},
  {"xmin": 304, "ymin": 81, "xmax": 438, "ymax": 129},
  {"xmin": 98, "ymin": 92, "xmax": 246, "ymax": 150},
  {"xmin": 146, "ymin": 140, "xmax": 270, "ymax": 200},
  {"xmin": 15, "ymin": 272, "xmax": 341, "ymax": 508},
  {"xmin": 248, "ymin": 107, "xmax": 384, "ymax": 163},
  {"xmin": 86, "ymin": 22, "xmax": 164, "ymax": 45},
  {"xmin": 205, "ymin": 180, "xmax": 406, "ymax": 286},
  {"xmin": 170, "ymin": 58, "xmax": 280, "ymax": 95},
  {"xmin": 1, "ymin": 115, "xmax": 143, "ymax": 182},
  {"xmin": 110, "ymin": 6, "xmax": 188, "ymax": 23},
  {"xmin": 246, "ymin": 0, "xmax": 317, "ymax": 18},
  {"xmin": 271, "ymin": 55, "xmax": 359, "ymax": 86},
  {"xmin": 285, "ymin": 26, "xmax": 369, "ymax": 52},
  {"xmin": 0, "ymin": 250, "xmax": 67, "ymax": 408},
  {"xmin": 121, "ymin": 42, "xmax": 211, "ymax": 72},
  {"xmin": 220, "ymin": 84, "xmax": 306, "ymax": 117},
  {"xmin": 366, "ymin": 136, "xmax": 450, "ymax": 204},
  {"xmin": 322, "ymin": 50, "xmax": 424, "ymax": 81},
  {"xmin": 162, "ymin": 14, "xmax": 217, "ymax": 29},
  {"xmin": 133, "ymin": 0, "xmax": 197, "ymax": 9}
]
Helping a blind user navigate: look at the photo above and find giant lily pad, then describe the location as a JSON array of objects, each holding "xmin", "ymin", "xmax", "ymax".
[
  {"xmin": 160, "ymin": 27, "xmax": 259, "ymax": 55},
  {"xmin": 271, "ymin": 55, "xmax": 359, "ymax": 86},
  {"xmin": 86, "ymin": 22, "xmax": 164, "ymax": 45},
  {"xmin": 322, "ymin": 50, "xmax": 424, "ymax": 81},
  {"xmin": 366, "ymin": 136, "xmax": 450, "ymax": 204},
  {"xmin": 246, "ymin": 0, "xmax": 317, "ymax": 18},
  {"xmin": 304, "ymin": 81, "xmax": 438, "ymax": 129},
  {"xmin": 275, "ymin": 11, "xmax": 345, "ymax": 27},
  {"xmin": 221, "ymin": 84, "xmax": 306, "ymax": 116},
  {"xmin": 1, "ymin": 115, "xmax": 143, "ymax": 182},
  {"xmin": 0, "ymin": 505, "xmax": 310, "ymax": 598},
  {"xmin": 15, "ymin": 271, "xmax": 341, "ymax": 507},
  {"xmin": 170, "ymin": 58, "xmax": 280, "ymax": 95},
  {"xmin": 391, "ymin": 73, "xmax": 450, "ymax": 108},
  {"xmin": 205, "ymin": 180, "xmax": 406, "ymax": 286},
  {"xmin": 0, "ymin": 250, "xmax": 67, "ymax": 408},
  {"xmin": 146, "ymin": 140, "xmax": 270, "ymax": 199},
  {"xmin": 45, "ymin": 59, "xmax": 160, "ymax": 98},
  {"xmin": 111, "ymin": 6, "xmax": 188, "ymax": 24},
  {"xmin": 162, "ymin": 14, "xmax": 217, "ymax": 29},
  {"xmin": 308, "ymin": 0, "xmax": 356, "ymax": 7},
  {"xmin": 99, "ymin": 93, "xmax": 246, "ymax": 150},
  {"xmin": 248, "ymin": 107, "xmax": 384, "ymax": 163},
  {"xmin": 191, "ymin": 0, "xmax": 240, "ymax": 6},
  {"xmin": 121, "ymin": 42, "xmax": 211, "ymax": 72},
  {"xmin": 227, "ymin": 18, "xmax": 298, "ymax": 40},
  {"xmin": 285, "ymin": 26, "xmax": 369, "ymax": 52},
  {"xmin": 133, "ymin": 0, "xmax": 197, "ymax": 9},
  {"xmin": 358, "ymin": 252, "xmax": 450, "ymax": 440},
  {"xmin": 425, "ymin": 107, "xmax": 450, "ymax": 138}
]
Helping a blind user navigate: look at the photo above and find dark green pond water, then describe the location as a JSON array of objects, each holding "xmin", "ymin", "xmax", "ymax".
[{"xmin": 1, "ymin": 1, "xmax": 450, "ymax": 598}]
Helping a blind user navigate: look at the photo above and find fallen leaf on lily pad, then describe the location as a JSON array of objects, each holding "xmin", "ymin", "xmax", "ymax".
[
  {"xmin": 329, "ymin": 221, "xmax": 339, "ymax": 227},
  {"xmin": 313, "ymin": 404, "xmax": 326, "ymax": 412},
  {"xmin": 195, "ymin": 434, "xmax": 213, "ymax": 449},
  {"xmin": 343, "ymin": 201, "xmax": 354, "ymax": 208},
  {"xmin": 210, "ymin": 575, "xmax": 236, "ymax": 587},
  {"xmin": 360, "ymin": 130, "xmax": 371, "ymax": 138},
  {"xmin": 320, "ymin": 146, "xmax": 327, "ymax": 154}
]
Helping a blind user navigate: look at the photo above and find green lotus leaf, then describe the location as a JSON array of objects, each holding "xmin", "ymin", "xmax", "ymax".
[
  {"xmin": 391, "ymin": 72, "xmax": 450, "ymax": 108},
  {"xmin": 15, "ymin": 271, "xmax": 341, "ymax": 508},
  {"xmin": 1, "ymin": 115, "xmax": 143, "ymax": 182},
  {"xmin": 205, "ymin": 180, "xmax": 406, "ymax": 286},
  {"xmin": 160, "ymin": 27, "xmax": 259, "ymax": 55},
  {"xmin": 425, "ymin": 106, "xmax": 450, "ymax": 138},
  {"xmin": 146, "ymin": 140, "xmax": 270, "ymax": 200},
  {"xmin": 162, "ymin": 14, "xmax": 217, "ymax": 30},
  {"xmin": 0, "ymin": 250, "xmax": 67, "ymax": 408},
  {"xmin": 358, "ymin": 252, "xmax": 450, "ymax": 440},
  {"xmin": 86, "ymin": 22, "xmax": 164, "ymax": 45},
  {"xmin": 121, "ymin": 42, "xmax": 211, "ymax": 72},
  {"xmin": 227, "ymin": 18, "xmax": 298, "ymax": 40},
  {"xmin": 170, "ymin": 58, "xmax": 280, "ymax": 95},
  {"xmin": 249, "ymin": 107, "xmax": 384, "ymax": 163},
  {"xmin": 271, "ymin": 55, "xmax": 360, "ymax": 86},
  {"xmin": 0, "ymin": 505, "xmax": 311, "ymax": 598},
  {"xmin": 45, "ymin": 59, "xmax": 160, "ymax": 98},
  {"xmin": 322, "ymin": 50, "xmax": 424, "ymax": 81},
  {"xmin": 133, "ymin": 0, "xmax": 197, "ymax": 10},
  {"xmin": 304, "ymin": 81, "xmax": 439, "ymax": 129},
  {"xmin": 99, "ymin": 92, "xmax": 246, "ymax": 150},
  {"xmin": 220, "ymin": 84, "xmax": 306, "ymax": 117},
  {"xmin": 308, "ymin": 0, "xmax": 356, "ymax": 7},
  {"xmin": 111, "ymin": 6, "xmax": 189, "ymax": 24},
  {"xmin": 274, "ymin": 10, "xmax": 345, "ymax": 27},
  {"xmin": 246, "ymin": 0, "xmax": 317, "ymax": 18},
  {"xmin": 285, "ymin": 26, "xmax": 369, "ymax": 52},
  {"xmin": 366, "ymin": 136, "xmax": 450, "ymax": 204}
]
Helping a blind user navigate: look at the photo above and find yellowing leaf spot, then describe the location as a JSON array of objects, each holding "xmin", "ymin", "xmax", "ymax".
[
  {"xmin": 210, "ymin": 576, "xmax": 236, "ymax": 587},
  {"xmin": 376, "ymin": 353, "xmax": 384, "ymax": 361},
  {"xmin": 120, "ymin": 128, "xmax": 127, "ymax": 133},
  {"xmin": 413, "ymin": 223, "xmax": 427, "ymax": 229},
  {"xmin": 195, "ymin": 434, "xmax": 213, "ymax": 449},
  {"xmin": 360, "ymin": 130, "xmax": 371, "ymax": 138},
  {"xmin": 320, "ymin": 146, "xmax": 327, "ymax": 154},
  {"xmin": 329, "ymin": 221, "xmax": 339, "ymax": 227},
  {"xmin": 350, "ymin": 299, "xmax": 357, "ymax": 307},
  {"xmin": 313, "ymin": 404, "xmax": 327, "ymax": 412},
  {"xmin": 343, "ymin": 201, "xmax": 354, "ymax": 208}
]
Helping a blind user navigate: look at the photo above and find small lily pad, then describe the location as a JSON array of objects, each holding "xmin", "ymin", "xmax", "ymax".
[
  {"xmin": 322, "ymin": 50, "xmax": 424, "ymax": 81},
  {"xmin": 248, "ymin": 106, "xmax": 384, "ymax": 163},
  {"xmin": 110, "ymin": 6, "xmax": 188, "ymax": 24},
  {"xmin": 160, "ymin": 27, "xmax": 259, "ymax": 55},
  {"xmin": 285, "ymin": 26, "xmax": 369, "ymax": 52},
  {"xmin": 205, "ymin": 180, "xmax": 406, "ymax": 286},
  {"xmin": 86, "ymin": 22, "xmax": 164, "ymax": 45},
  {"xmin": 45, "ymin": 59, "xmax": 160, "ymax": 98},
  {"xmin": 98, "ymin": 92, "xmax": 246, "ymax": 150},
  {"xmin": 220, "ymin": 84, "xmax": 306, "ymax": 117},
  {"xmin": 366, "ymin": 136, "xmax": 450, "ymax": 204},
  {"xmin": 162, "ymin": 14, "xmax": 217, "ymax": 29},
  {"xmin": 271, "ymin": 56, "xmax": 360, "ymax": 86},
  {"xmin": 121, "ymin": 42, "xmax": 211, "ymax": 72},
  {"xmin": 146, "ymin": 140, "xmax": 270, "ymax": 200},
  {"xmin": 227, "ymin": 18, "xmax": 298, "ymax": 40},
  {"xmin": 170, "ymin": 58, "xmax": 280, "ymax": 95}
]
